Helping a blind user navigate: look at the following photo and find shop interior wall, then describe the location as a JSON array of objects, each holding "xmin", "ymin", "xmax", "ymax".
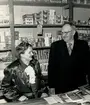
[{"xmin": 0, "ymin": 6, "xmax": 90, "ymax": 80}]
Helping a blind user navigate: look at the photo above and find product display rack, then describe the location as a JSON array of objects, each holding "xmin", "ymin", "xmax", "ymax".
[
  {"xmin": 14, "ymin": 24, "xmax": 63, "ymax": 28},
  {"xmin": 0, "ymin": 0, "xmax": 90, "ymax": 74},
  {"xmin": 0, "ymin": 49, "xmax": 11, "ymax": 52},
  {"xmin": 8, "ymin": 0, "xmax": 69, "ymax": 61}
]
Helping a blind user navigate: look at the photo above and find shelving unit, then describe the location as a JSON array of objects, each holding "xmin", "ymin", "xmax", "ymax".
[
  {"xmin": 14, "ymin": 24, "xmax": 63, "ymax": 28},
  {"xmin": 10, "ymin": 0, "xmax": 69, "ymax": 64},
  {"xmin": 0, "ymin": 25, "xmax": 10, "ymax": 28},
  {"xmin": 0, "ymin": 49, "xmax": 11, "ymax": 52},
  {"xmin": 76, "ymin": 24, "xmax": 90, "ymax": 28},
  {"xmin": 73, "ymin": 3, "xmax": 90, "ymax": 8},
  {"xmin": 0, "ymin": 0, "xmax": 90, "ymax": 75}
]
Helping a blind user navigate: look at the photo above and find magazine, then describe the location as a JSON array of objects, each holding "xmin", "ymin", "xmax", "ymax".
[
  {"xmin": 66, "ymin": 89, "xmax": 84, "ymax": 102},
  {"xmin": 59, "ymin": 93, "xmax": 72, "ymax": 103},
  {"xmin": 79, "ymin": 84, "xmax": 90, "ymax": 95}
]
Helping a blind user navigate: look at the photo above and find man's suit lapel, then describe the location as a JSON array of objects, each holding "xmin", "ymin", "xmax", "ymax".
[
  {"xmin": 60, "ymin": 40, "xmax": 69, "ymax": 57},
  {"xmin": 71, "ymin": 40, "xmax": 77, "ymax": 56}
]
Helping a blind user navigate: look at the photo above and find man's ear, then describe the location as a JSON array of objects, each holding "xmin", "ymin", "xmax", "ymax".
[{"xmin": 73, "ymin": 30, "xmax": 76, "ymax": 36}]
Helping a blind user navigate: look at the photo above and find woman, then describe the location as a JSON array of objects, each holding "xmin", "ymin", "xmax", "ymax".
[{"xmin": 1, "ymin": 41, "xmax": 48, "ymax": 102}]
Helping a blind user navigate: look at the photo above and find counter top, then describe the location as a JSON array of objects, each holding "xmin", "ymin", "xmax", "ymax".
[{"xmin": 1, "ymin": 98, "xmax": 79, "ymax": 105}]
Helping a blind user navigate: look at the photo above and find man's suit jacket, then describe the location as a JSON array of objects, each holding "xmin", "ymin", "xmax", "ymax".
[{"xmin": 48, "ymin": 39, "xmax": 90, "ymax": 94}]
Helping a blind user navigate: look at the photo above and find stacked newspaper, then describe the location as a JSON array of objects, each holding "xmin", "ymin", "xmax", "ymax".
[{"xmin": 44, "ymin": 85, "xmax": 90, "ymax": 105}]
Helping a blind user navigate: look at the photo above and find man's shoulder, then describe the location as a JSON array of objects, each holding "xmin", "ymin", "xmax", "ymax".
[
  {"xmin": 77, "ymin": 39, "xmax": 88, "ymax": 46},
  {"xmin": 51, "ymin": 40, "xmax": 63, "ymax": 46}
]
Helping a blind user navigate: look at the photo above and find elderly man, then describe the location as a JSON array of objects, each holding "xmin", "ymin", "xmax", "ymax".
[{"xmin": 48, "ymin": 23, "xmax": 90, "ymax": 94}]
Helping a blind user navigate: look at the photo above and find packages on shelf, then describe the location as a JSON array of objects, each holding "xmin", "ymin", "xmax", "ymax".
[
  {"xmin": 16, "ymin": 30, "xmax": 63, "ymax": 48},
  {"xmin": 0, "ymin": 30, "xmax": 20, "ymax": 50},
  {"xmin": 0, "ymin": 31, "xmax": 10, "ymax": 50},
  {"xmin": 14, "ymin": 31, "xmax": 19, "ymax": 40},
  {"xmin": 22, "ymin": 14, "xmax": 34, "ymax": 25},
  {"xmin": 73, "ymin": 0, "xmax": 88, "ymax": 4},
  {"xmin": 61, "ymin": 0, "xmax": 68, "ymax": 3},
  {"xmin": 0, "ymin": 16, "xmax": 9, "ymax": 25},
  {"xmin": 37, "ymin": 24, "xmax": 43, "ymax": 35},
  {"xmin": 44, "ymin": 33, "xmax": 52, "ymax": 47},
  {"xmin": 34, "ymin": 10, "xmax": 56, "ymax": 25},
  {"xmin": 0, "ymin": 51, "xmax": 12, "ymax": 62},
  {"xmin": 49, "ymin": 0, "xmax": 68, "ymax": 3},
  {"xmin": 14, "ymin": 0, "xmax": 36, "ymax": 1},
  {"xmin": 36, "ymin": 0, "xmax": 50, "ymax": 2},
  {"xmin": 40, "ymin": 62, "xmax": 48, "ymax": 75},
  {"xmin": 22, "ymin": 10, "xmax": 67, "ymax": 25},
  {"xmin": 35, "ymin": 49, "xmax": 50, "ymax": 60},
  {"xmin": 49, "ymin": 0, "xmax": 62, "ymax": 3},
  {"xmin": 77, "ymin": 29, "xmax": 90, "ymax": 41}
]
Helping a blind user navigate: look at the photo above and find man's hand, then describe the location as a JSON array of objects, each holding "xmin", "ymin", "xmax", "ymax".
[{"xmin": 49, "ymin": 88, "xmax": 55, "ymax": 95}]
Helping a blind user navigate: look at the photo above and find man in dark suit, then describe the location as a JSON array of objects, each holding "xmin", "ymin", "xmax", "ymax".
[{"xmin": 48, "ymin": 23, "xmax": 90, "ymax": 94}]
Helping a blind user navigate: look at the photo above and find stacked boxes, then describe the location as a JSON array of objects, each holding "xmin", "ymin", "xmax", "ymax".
[
  {"xmin": 34, "ymin": 11, "xmax": 44, "ymax": 25},
  {"xmin": 50, "ymin": 0, "xmax": 68, "ymax": 3},
  {"xmin": 22, "ymin": 14, "xmax": 34, "ymax": 25},
  {"xmin": 0, "ymin": 16, "xmax": 9, "ymax": 25},
  {"xmin": 22, "ymin": 10, "xmax": 68, "ymax": 25},
  {"xmin": 50, "ymin": 0, "xmax": 62, "ymax": 3},
  {"xmin": 47, "ymin": 9, "xmax": 56, "ymax": 24},
  {"xmin": 5, "ymin": 31, "xmax": 11, "ymax": 50},
  {"xmin": 56, "ymin": 15, "xmax": 64, "ymax": 24},
  {"xmin": 73, "ymin": 0, "xmax": 90, "ymax": 4}
]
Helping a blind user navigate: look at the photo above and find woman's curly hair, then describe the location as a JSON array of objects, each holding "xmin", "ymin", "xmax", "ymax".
[{"xmin": 15, "ymin": 41, "xmax": 32, "ymax": 59}]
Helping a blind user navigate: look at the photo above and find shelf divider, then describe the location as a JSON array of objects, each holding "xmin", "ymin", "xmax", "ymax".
[
  {"xmin": 14, "ymin": 1, "xmax": 68, "ymax": 7},
  {"xmin": 8, "ymin": 0, "xmax": 16, "ymax": 61}
]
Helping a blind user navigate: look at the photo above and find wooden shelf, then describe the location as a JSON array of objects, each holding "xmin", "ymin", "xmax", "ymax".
[
  {"xmin": 33, "ymin": 46, "xmax": 50, "ymax": 50},
  {"xmin": 43, "ymin": 24, "xmax": 62, "ymax": 28},
  {"xmin": 0, "ymin": 25, "xmax": 10, "ymax": 28},
  {"xmin": 73, "ymin": 3, "xmax": 90, "ymax": 8},
  {"xmin": 76, "ymin": 24, "xmax": 90, "ymax": 28},
  {"xmin": 14, "ymin": 1, "xmax": 68, "ymax": 7},
  {"xmin": 14, "ymin": 24, "xmax": 63, "ymax": 28},
  {"xmin": 0, "ymin": 49, "xmax": 11, "ymax": 52},
  {"xmin": 14, "ymin": 24, "xmax": 37, "ymax": 28},
  {"xmin": 1, "ymin": 24, "xmax": 90, "ymax": 30},
  {"xmin": 39, "ymin": 59, "xmax": 48, "ymax": 63},
  {"xmin": 2, "ymin": 24, "xmax": 90, "ymax": 29},
  {"xmin": 0, "ymin": 1, "xmax": 8, "ymax": 5}
]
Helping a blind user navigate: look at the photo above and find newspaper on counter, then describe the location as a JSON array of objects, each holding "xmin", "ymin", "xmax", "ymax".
[
  {"xmin": 66, "ymin": 89, "xmax": 84, "ymax": 102},
  {"xmin": 79, "ymin": 84, "xmax": 90, "ymax": 95},
  {"xmin": 59, "ymin": 93, "xmax": 73, "ymax": 103},
  {"xmin": 44, "ymin": 86, "xmax": 90, "ymax": 105}
]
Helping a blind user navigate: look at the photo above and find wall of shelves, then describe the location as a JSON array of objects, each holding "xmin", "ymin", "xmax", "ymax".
[{"xmin": 0, "ymin": 0, "xmax": 90, "ymax": 79}]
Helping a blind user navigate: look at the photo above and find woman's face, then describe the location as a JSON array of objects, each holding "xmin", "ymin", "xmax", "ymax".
[{"xmin": 21, "ymin": 46, "xmax": 34, "ymax": 62}]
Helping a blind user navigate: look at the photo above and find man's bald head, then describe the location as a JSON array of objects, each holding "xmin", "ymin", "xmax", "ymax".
[
  {"xmin": 61, "ymin": 23, "xmax": 76, "ymax": 43},
  {"xmin": 62, "ymin": 24, "xmax": 72, "ymax": 32}
]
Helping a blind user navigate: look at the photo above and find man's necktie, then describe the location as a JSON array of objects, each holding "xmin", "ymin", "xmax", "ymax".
[{"xmin": 67, "ymin": 43, "xmax": 72, "ymax": 55}]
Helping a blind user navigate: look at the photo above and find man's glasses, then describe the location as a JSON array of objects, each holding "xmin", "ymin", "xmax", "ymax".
[{"xmin": 61, "ymin": 30, "xmax": 72, "ymax": 35}]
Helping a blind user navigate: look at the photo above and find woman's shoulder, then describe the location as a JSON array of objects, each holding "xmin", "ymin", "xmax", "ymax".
[{"xmin": 6, "ymin": 59, "xmax": 20, "ymax": 70}]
